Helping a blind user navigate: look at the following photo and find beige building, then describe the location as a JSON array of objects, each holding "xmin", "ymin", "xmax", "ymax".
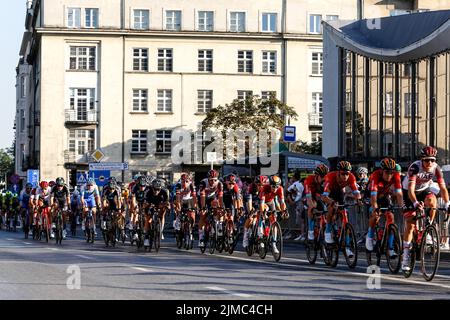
[{"xmin": 16, "ymin": 0, "xmax": 442, "ymax": 184}]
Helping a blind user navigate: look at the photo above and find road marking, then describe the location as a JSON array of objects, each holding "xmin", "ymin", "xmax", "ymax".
[
  {"xmin": 130, "ymin": 267, "xmax": 152, "ymax": 272},
  {"xmin": 23, "ymin": 242, "xmax": 32, "ymax": 245},
  {"xmin": 6, "ymin": 239, "xmax": 13, "ymax": 241},
  {"xmin": 46, "ymin": 248, "xmax": 59, "ymax": 251},
  {"xmin": 206, "ymin": 286, "xmax": 252, "ymax": 298},
  {"xmin": 75, "ymin": 255, "xmax": 94, "ymax": 260}
]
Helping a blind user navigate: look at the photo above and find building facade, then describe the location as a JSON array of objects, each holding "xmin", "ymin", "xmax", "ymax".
[
  {"xmin": 16, "ymin": 0, "xmax": 434, "ymax": 184},
  {"xmin": 323, "ymin": 9, "xmax": 450, "ymax": 169}
]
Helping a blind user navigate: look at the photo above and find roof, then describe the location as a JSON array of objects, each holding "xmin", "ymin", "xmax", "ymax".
[{"xmin": 324, "ymin": 10, "xmax": 450, "ymax": 62}]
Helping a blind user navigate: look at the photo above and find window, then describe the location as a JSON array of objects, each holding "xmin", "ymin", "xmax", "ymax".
[
  {"xmin": 344, "ymin": 52, "xmax": 351, "ymax": 75},
  {"xmin": 237, "ymin": 90, "xmax": 253, "ymax": 101},
  {"xmin": 311, "ymin": 132, "xmax": 322, "ymax": 143},
  {"xmin": 230, "ymin": 12, "xmax": 245, "ymax": 32},
  {"xmin": 385, "ymin": 63, "xmax": 394, "ymax": 75},
  {"xmin": 69, "ymin": 88, "xmax": 96, "ymax": 121},
  {"xmin": 197, "ymin": 90, "xmax": 213, "ymax": 113},
  {"xmin": 69, "ymin": 129, "xmax": 95, "ymax": 155},
  {"xmin": 166, "ymin": 10, "xmax": 181, "ymax": 31},
  {"xmin": 311, "ymin": 52, "xmax": 323, "ymax": 75},
  {"xmin": 404, "ymin": 93, "xmax": 418, "ymax": 117},
  {"xmin": 262, "ymin": 13, "xmax": 277, "ymax": 32},
  {"xmin": 70, "ymin": 47, "xmax": 96, "ymax": 70},
  {"xmin": 238, "ymin": 50, "xmax": 253, "ymax": 73},
  {"xmin": 262, "ymin": 91, "xmax": 276, "ymax": 113},
  {"xmin": 133, "ymin": 89, "xmax": 148, "ymax": 112},
  {"xmin": 309, "ymin": 14, "xmax": 322, "ymax": 34},
  {"xmin": 133, "ymin": 48, "xmax": 148, "ymax": 71},
  {"xmin": 20, "ymin": 110, "xmax": 25, "ymax": 132},
  {"xmin": 20, "ymin": 77, "xmax": 26, "ymax": 98},
  {"xmin": 404, "ymin": 63, "xmax": 412, "ymax": 76},
  {"xmin": 198, "ymin": 11, "xmax": 214, "ymax": 31},
  {"xmin": 198, "ymin": 50, "xmax": 213, "ymax": 72},
  {"xmin": 158, "ymin": 49, "xmax": 173, "ymax": 72},
  {"xmin": 325, "ymin": 15, "xmax": 339, "ymax": 21},
  {"xmin": 85, "ymin": 8, "xmax": 99, "ymax": 28},
  {"xmin": 345, "ymin": 92, "xmax": 352, "ymax": 111},
  {"xmin": 262, "ymin": 51, "xmax": 276, "ymax": 74},
  {"xmin": 157, "ymin": 89, "xmax": 172, "ymax": 112},
  {"xmin": 311, "ymin": 92, "xmax": 323, "ymax": 125},
  {"xmin": 133, "ymin": 9, "xmax": 149, "ymax": 29},
  {"xmin": 157, "ymin": 171, "xmax": 172, "ymax": 182},
  {"xmin": 67, "ymin": 8, "xmax": 81, "ymax": 28},
  {"xmin": 384, "ymin": 92, "xmax": 393, "ymax": 116},
  {"xmin": 156, "ymin": 130, "xmax": 172, "ymax": 154},
  {"xmin": 132, "ymin": 130, "xmax": 147, "ymax": 153}
]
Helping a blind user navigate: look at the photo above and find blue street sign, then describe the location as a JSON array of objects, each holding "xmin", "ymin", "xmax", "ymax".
[
  {"xmin": 284, "ymin": 126, "xmax": 296, "ymax": 142},
  {"xmin": 77, "ymin": 172, "xmax": 89, "ymax": 185},
  {"xmin": 27, "ymin": 170, "xmax": 39, "ymax": 188},
  {"xmin": 89, "ymin": 170, "xmax": 111, "ymax": 187}
]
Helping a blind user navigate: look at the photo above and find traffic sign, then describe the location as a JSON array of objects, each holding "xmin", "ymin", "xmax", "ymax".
[
  {"xmin": 27, "ymin": 170, "xmax": 39, "ymax": 188},
  {"xmin": 89, "ymin": 170, "xmax": 110, "ymax": 187},
  {"xmin": 89, "ymin": 162, "xmax": 129, "ymax": 171},
  {"xmin": 283, "ymin": 126, "xmax": 296, "ymax": 142},
  {"xmin": 206, "ymin": 152, "xmax": 217, "ymax": 162},
  {"xmin": 77, "ymin": 172, "xmax": 88, "ymax": 184},
  {"xmin": 91, "ymin": 149, "xmax": 105, "ymax": 162}
]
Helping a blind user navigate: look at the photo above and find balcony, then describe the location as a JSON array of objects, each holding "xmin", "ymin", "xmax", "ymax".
[
  {"xmin": 308, "ymin": 112, "xmax": 323, "ymax": 128},
  {"xmin": 64, "ymin": 150, "xmax": 96, "ymax": 164},
  {"xmin": 65, "ymin": 109, "xmax": 98, "ymax": 127}
]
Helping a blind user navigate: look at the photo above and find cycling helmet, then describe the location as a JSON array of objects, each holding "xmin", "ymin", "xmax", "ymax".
[
  {"xmin": 207, "ymin": 169, "xmax": 219, "ymax": 179},
  {"xmin": 152, "ymin": 179, "xmax": 164, "ymax": 190},
  {"xmin": 254, "ymin": 175, "xmax": 268, "ymax": 185},
  {"xmin": 269, "ymin": 175, "xmax": 282, "ymax": 187},
  {"xmin": 133, "ymin": 174, "xmax": 141, "ymax": 181},
  {"xmin": 314, "ymin": 164, "xmax": 329, "ymax": 177},
  {"xmin": 56, "ymin": 177, "xmax": 65, "ymax": 186},
  {"xmin": 49, "ymin": 181, "xmax": 56, "ymax": 188},
  {"xmin": 25, "ymin": 183, "xmax": 32, "ymax": 189},
  {"xmin": 395, "ymin": 164, "xmax": 402, "ymax": 173},
  {"xmin": 227, "ymin": 174, "xmax": 236, "ymax": 183},
  {"xmin": 39, "ymin": 181, "xmax": 48, "ymax": 189},
  {"xmin": 380, "ymin": 158, "xmax": 396, "ymax": 170},
  {"xmin": 87, "ymin": 178, "xmax": 95, "ymax": 185},
  {"xmin": 337, "ymin": 160, "xmax": 352, "ymax": 172},
  {"xmin": 420, "ymin": 146, "xmax": 437, "ymax": 159},
  {"xmin": 138, "ymin": 176, "xmax": 147, "ymax": 187},
  {"xmin": 356, "ymin": 167, "xmax": 368, "ymax": 176}
]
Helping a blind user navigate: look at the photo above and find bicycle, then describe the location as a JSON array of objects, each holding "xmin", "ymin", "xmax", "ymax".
[
  {"xmin": 53, "ymin": 208, "xmax": 64, "ymax": 245},
  {"xmin": 198, "ymin": 208, "xmax": 211, "ymax": 254},
  {"xmin": 402, "ymin": 206, "xmax": 445, "ymax": 281},
  {"xmin": 84, "ymin": 207, "xmax": 95, "ymax": 244},
  {"xmin": 146, "ymin": 205, "xmax": 162, "ymax": 253},
  {"xmin": 40, "ymin": 206, "xmax": 50, "ymax": 243},
  {"xmin": 182, "ymin": 207, "xmax": 195, "ymax": 251},
  {"xmin": 321, "ymin": 203, "xmax": 358, "ymax": 269},
  {"xmin": 365, "ymin": 205, "xmax": 402, "ymax": 274},
  {"xmin": 305, "ymin": 208, "xmax": 327, "ymax": 265},
  {"xmin": 257, "ymin": 209, "xmax": 283, "ymax": 262},
  {"xmin": 102, "ymin": 209, "xmax": 117, "ymax": 247},
  {"xmin": 133, "ymin": 206, "xmax": 145, "ymax": 250},
  {"xmin": 22, "ymin": 208, "xmax": 31, "ymax": 239}
]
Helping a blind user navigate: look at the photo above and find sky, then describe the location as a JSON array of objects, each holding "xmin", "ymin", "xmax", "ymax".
[{"xmin": 0, "ymin": 1, "xmax": 27, "ymax": 150}]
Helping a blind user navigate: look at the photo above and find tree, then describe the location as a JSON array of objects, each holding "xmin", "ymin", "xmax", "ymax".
[
  {"xmin": 292, "ymin": 138, "xmax": 322, "ymax": 155},
  {"xmin": 0, "ymin": 148, "xmax": 14, "ymax": 182}
]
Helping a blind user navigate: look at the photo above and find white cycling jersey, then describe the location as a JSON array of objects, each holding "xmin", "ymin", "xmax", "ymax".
[{"xmin": 402, "ymin": 160, "xmax": 445, "ymax": 192}]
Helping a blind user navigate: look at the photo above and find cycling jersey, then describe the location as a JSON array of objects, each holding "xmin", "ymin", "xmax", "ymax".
[
  {"xmin": 287, "ymin": 181, "xmax": 304, "ymax": 202},
  {"xmin": 103, "ymin": 187, "xmax": 119, "ymax": 210},
  {"xmin": 260, "ymin": 185, "xmax": 284, "ymax": 204},
  {"xmin": 19, "ymin": 190, "xmax": 32, "ymax": 209},
  {"xmin": 146, "ymin": 188, "xmax": 169, "ymax": 206},
  {"xmin": 402, "ymin": 160, "xmax": 445, "ymax": 192},
  {"xmin": 198, "ymin": 178, "xmax": 223, "ymax": 199},
  {"xmin": 304, "ymin": 175, "xmax": 324, "ymax": 200},
  {"xmin": 131, "ymin": 185, "xmax": 148, "ymax": 204},
  {"xmin": 369, "ymin": 169, "xmax": 402, "ymax": 198},
  {"xmin": 176, "ymin": 182, "xmax": 196, "ymax": 201},
  {"xmin": 33, "ymin": 187, "xmax": 52, "ymax": 202},
  {"xmin": 51, "ymin": 185, "xmax": 70, "ymax": 205},
  {"xmin": 323, "ymin": 171, "xmax": 359, "ymax": 203},
  {"xmin": 82, "ymin": 185, "xmax": 100, "ymax": 208}
]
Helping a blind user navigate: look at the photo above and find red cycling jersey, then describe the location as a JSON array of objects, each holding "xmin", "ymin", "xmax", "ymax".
[
  {"xmin": 369, "ymin": 169, "xmax": 402, "ymax": 197},
  {"xmin": 304, "ymin": 175, "xmax": 323, "ymax": 199},
  {"xmin": 323, "ymin": 171, "xmax": 359, "ymax": 195},
  {"xmin": 260, "ymin": 185, "xmax": 284, "ymax": 203}
]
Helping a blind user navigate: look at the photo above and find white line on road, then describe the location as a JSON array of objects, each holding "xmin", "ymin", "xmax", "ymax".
[
  {"xmin": 75, "ymin": 255, "xmax": 94, "ymax": 260},
  {"xmin": 130, "ymin": 267, "xmax": 152, "ymax": 272},
  {"xmin": 23, "ymin": 242, "xmax": 32, "ymax": 245},
  {"xmin": 205, "ymin": 286, "xmax": 252, "ymax": 298},
  {"xmin": 46, "ymin": 248, "xmax": 59, "ymax": 251},
  {"xmin": 5, "ymin": 239, "xmax": 13, "ymax": 241}
]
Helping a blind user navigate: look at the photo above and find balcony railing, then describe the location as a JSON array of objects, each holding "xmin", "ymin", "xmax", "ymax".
[
  {"xmin": 64, "ymin": 150, "xmax": 96, "ymax": 163},
  {"xmin": 308, "ymin": 112, "xmax": 323, "ymax": 127},
  {"xmin": 65, "ymin": 109, "xmax": 98, "ymax": 124}
]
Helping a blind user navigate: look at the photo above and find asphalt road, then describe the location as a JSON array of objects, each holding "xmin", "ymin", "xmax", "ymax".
[{"xmin": 0, "ymin": 228, "xmax": 450, "ymax": 300}]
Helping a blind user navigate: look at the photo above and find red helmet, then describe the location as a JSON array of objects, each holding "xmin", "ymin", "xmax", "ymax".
[
  {"xmin": 420, "ymin": 146, "xmax": 437, "ymax": 159},
  {"xmin": 314, "ymin": 164, "xmax": 329, "ymax": 177},
  {"xmin": 337, "ymin": 160, "xmax": 352, "ymax": 172},
  {"xmin": 227, "ymin": 174, "xmax": 236, "ymax": 183},
  {"xmin": 207, "ymin": 169, "xmax": 219, "ymax": 179},
  {"xmin": 255, "ymin": 175, "xmax": 268, "ymax": 185},
  {"xmin": 39, "ymin": 181, "xmax": 48, "ymax": 189}
]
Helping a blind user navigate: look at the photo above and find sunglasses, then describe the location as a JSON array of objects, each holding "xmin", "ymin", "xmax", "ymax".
[
  {"xmin": 383, "ymin": 170, "xmax": 395, "ymax": 174},
  {"xmin": 339, "ymin": 171, "xmax": 350, "ymax": 176},
  {"xmin": 423, "ymin": 159, "xmax": 435, "ymax": 163}
]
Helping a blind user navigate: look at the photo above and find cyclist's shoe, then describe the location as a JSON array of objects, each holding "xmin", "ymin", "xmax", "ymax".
[
  {"xmin": 308, "ymin": 230, "xmax": 314, "ymax": 241},
  {"xmin": 365, "ymin": 237, "xmax": 375, "ymax": 251},
  {"xmin": 94, "ymin": 228, "xmax": 97, "ymax": 236},
  {"xmin": 260, "ymin": 242, "xmax": 265, "ymax": 249},
  {"xmin": 272, "ymin": 243, "xmax": 279, "ymax": 254},
  {"xmin": 144, "ymin": 239, "xmax": 150, "ymax": 246},
  {"xmin": 426, "ymin": 234, "xmax": 433, "ymax": 245},
  {"xmin": 51, "ymin": 223, "xmax": 56, "ymax": 230},
  {"xmin": 133, "ymin": 233, "xmax": 139, "ymax": 241},
  {"xmin": 50, "ymin": 231, "xmax": 55, "ymax": 239},
  {"xmin": 81, "ymin": 221, "xmax": 85, "ymax": 231},
  {"xmin": 161, "ymin": 233, "xmax": 164, "ymax": 240},
  {"xmin": 127, "ymin": 223, "xmax": 134, "ymax": 230},
  {"xmin": 199, "ymin": 240, "xmax": 205, "ymax": 248},
  {"xmin": 325, "ymin": 232, "xmax": 334, "ymax": 244},
  {"xmin": 28, "ymin": 230, "xmax": 33, "ymax": 236},
  {"xmin": 401, "ymin": 255, "xmax": 411, "ymax": 271},
  {"xmin": 345, "ymin": 248, "xmax": 354, "ymax": 258},
  {"xmin": 243, "ymin": 238, "xmax": 249, "ymax": 248},
  {"xmin": 173, "ymin": 219, "xmax": 181, "ymax": 231},
  {"xmin": 102, "ymin": 221, "xmax": 106, "ymax": 230},
  {"xmin": 388, "ymin": 249, "xmax": 398, "ymax": 258},
  {"xmin": 62, "ymin": 229, "xmax": 67, "ymax": 239}
]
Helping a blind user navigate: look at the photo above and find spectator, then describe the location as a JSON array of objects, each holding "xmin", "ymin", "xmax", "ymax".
[
  {"xmin": 232, "ymin": 170, "xmax": 243, "ymax": 190},
  {"xmin": 287, "ymin": 171, "xmax": 305, "ymax": 241}
]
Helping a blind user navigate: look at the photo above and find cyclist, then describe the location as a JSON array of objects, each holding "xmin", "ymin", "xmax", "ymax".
[
  {"xmin": 258, "ymin": 175, "xmax": 287, "ymax": 254},
  {"xmin": 366, "ymin": 158, "xmax": 404, "ymax": 256},
  {"xmin": 356, "ymin": 167, "xmax": 369, "ymax": 195},
  {"xmin": 401, "ymin": 146, "xmax": 450, "ymax": 271},
  {"xmin": 304, "ymin": 164, "xmax": 329, "ymax": 241},
  {"xmin": 130, "ymin": 176, "xmax": 149, "ymax": 242},
  {"xmin": 10, "ymin": 194, "xmax": 20, "ymax": 231},
  {"xmin": 197, "ymin": 170, "xmax": 223, "ymax": 247},
  {"xmin": 101, "ymin": 179, "xmax": 121, "ymax": 232},
  {"xmin": 287, "ymin": 171, "xmax": 305, "ymax": 241},
  {"xmin": 243, "ymin": 175, "xmax": 268, "ymax": 248},
  {"xmin": 81, "ymin": 178, "xmax": 102, "ymax": 236},
  {"xmin": 70, "ymin": 187, "xmax": 81, "ymax": 226},
  {"xmin": 19, "ymin": 183, "xmax": 33, "ymax": 236},
  {"xmin": 144, "ymin": 178, "xmax": 170, "ymax": 246},
  {"xmin": 32, "ymin": 181, "xmax": 52, "ymax": 235},
  {"xmin": 50, "ymin": 177, "xmax": 71, "ymax": 239},
  {"xmin": 221, "ymin": 174, "xmax": 243, "ymax": 244},
  {"xmin": 322, "ymin": 161, "xmax": 361, "ymax": 257},
  {"xmin": 174, "ymin": 173, "xmax": 197, "ymax": 236}
]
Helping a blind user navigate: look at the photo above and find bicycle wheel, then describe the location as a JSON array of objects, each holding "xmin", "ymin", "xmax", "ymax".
[
  {"xmin": 154, "ymin": 220, "xmax": 161, "ymax": 253},
  {"xmin": 420, "ymin": 225, "xmax": 440, "ymax": 281},
  {"xmin": 176, "ymin": 228, "xmax": 183, "ymax": 249},
  {"xmin": 245, "ymin": 226, "xmax": 255, "ymax": 257},
  {"xmin": 258, "ymin": 236, "xmax": 268, "ymax": 259},
  {"xmin": 270, "ymin": 222, "xmax": 282, "ymax": 262},
  {"xmin": 226, "ymin": 222, "xmax": 235, "ymax": 255},
  {"xmin": 209, "ymin": 225, "xmax": 216, "ymax": 255},
  {"xmin": 328, "ymin": 227, "xmax": 339, "ymax": 268},
  {"xmin": 43, "ymin": 216, "xmax": 49, "ymax": 243},
  {"xmin": 305, "ymin": 238, "xmax": 318, "ymax": 264},
  {"xmin": 385, "ymin": 224, "xmax": 402, "ymax": 274},
  {"xmin": 343, "ymin": 223, "xmax": 358, "ymax": 269},
  {"xmin": 320, "ymin": 228, "xmax": 331, "ymax": 266}
]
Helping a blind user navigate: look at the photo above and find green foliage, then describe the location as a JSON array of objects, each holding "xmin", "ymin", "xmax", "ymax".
[
  {"xmin": 292, "ymin": 139, "xmax": 322, "ymax": 155},
  {"xmin": 0, "ymin": 149, "xmax": 14, "ymax": 178}
]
